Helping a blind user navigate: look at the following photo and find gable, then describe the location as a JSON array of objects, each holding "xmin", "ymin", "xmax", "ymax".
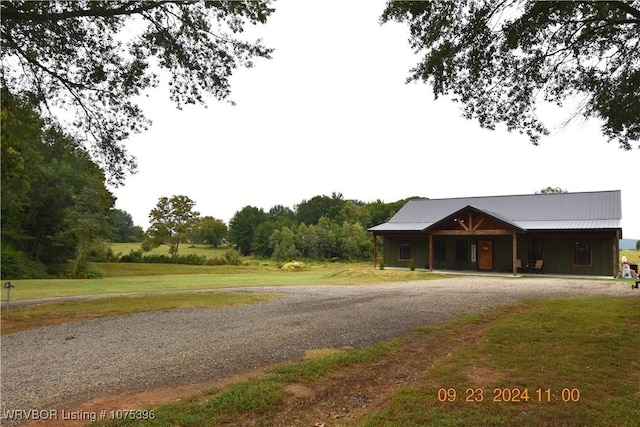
[{"xmin": 426, "ymin": 205, "xmax": 526, "ymax": 235}]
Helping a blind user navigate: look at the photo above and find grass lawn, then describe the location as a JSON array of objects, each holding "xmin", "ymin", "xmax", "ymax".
[
  {"xmin": 92, "ymin": 296, "xmax": 640, "ymax": 427},
  {"xmin": 0, "ymin": 262, "xmax": 447, "ymax": 302},
  {"xmin": 621, "ymin": 249, "xmax": 640, "ymax": 264},
  {"xmin": 109, "ymin": 243, "xmax": 230, "ymax": 259},
  {"xmin": 360, "ymin": 297, "xmax": 640, "ymax": 426}
]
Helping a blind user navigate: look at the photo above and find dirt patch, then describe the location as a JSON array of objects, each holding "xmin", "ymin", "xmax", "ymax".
[{"xmin": 238, "ymin": 314, "xmax": 506, "ymax": 427}]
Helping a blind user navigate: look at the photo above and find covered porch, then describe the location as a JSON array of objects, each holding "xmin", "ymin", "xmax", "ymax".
[{"xmin": 372, "ymin": 206, "xmax": 526, "ymax": 276}]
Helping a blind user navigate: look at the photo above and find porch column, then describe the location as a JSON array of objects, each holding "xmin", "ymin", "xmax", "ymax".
[
  {"xmin": 373, "ymin": 233, "xmax": 378, "ymax": 267},
  {"xmin": 512, "ymin": 232, "xmax": 518, "ymax": 276},
  {"xmin": 613, "ymin": 230, "xmax": 620, "ymax": 278},
  {"xmin": 428, "ymin": 233, "xmax": 434, "ymax": 272}
]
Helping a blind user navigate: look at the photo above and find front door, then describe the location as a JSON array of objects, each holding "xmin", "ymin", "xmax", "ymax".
[{"xmin": 478, "ymin": 240, "xmax": 493, "ymax": 270}]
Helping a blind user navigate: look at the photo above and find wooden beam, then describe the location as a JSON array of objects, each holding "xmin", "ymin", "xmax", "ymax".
[
  {"xmin": 455, "ymin": 218, "xmax": 469, "ymax": 230},
  {"xmin": 430, "ymin": 229, "xmax": 515, "ymax": 236},
  {"xmin": 472, "ymin": 217, "xmax": 485, "ymax": 230}
]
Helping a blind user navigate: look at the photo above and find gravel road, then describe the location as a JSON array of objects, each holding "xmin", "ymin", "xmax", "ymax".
[{"xmin": 1, "ymin": 276, "xmax": 637, "ymax": 422}]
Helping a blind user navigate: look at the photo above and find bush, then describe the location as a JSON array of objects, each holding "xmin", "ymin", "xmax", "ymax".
[
  {"xmin": 222, "ymin": 249, "xmax": 243, "ymax": 266},
  {"xmin": 282, "ymin": 261, "xmax": 307, "ymax": 272},
  {"xmin": 117, "ymin": 248, "xmax": 251, "ymax": 266},
  {"xmin": 0, "ymin": 245, "xmax": 48, "ymax": 279},
  {"xmin": 379, "ymin": 261, "xmax": 385, "ymax": 270},
  {"xmin": 87, "ymin": 244, "xmax": 119, "ymax": 262},
  {"xmin": 65, "ymin": 260, "xmax": 105, "ymax": 279},
  {"xmin": 119, "ymin": 249, "xmax": 144, "ymax": 263},
  {"xmin": 119, "ymin": 250, "xmax": 208, "ymax": 265}
]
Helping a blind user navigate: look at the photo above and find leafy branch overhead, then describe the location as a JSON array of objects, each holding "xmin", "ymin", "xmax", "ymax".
[
  {"xmin": 381, "ymin": 0, "xmax": 640, "ymax": 149},
  {"xmin": 0, "ymin": 0, "xmax": 274, "ymax": 184}
]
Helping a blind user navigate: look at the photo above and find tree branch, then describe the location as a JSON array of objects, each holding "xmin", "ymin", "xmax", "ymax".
[
  {"xmin": 608, "ymin": 1, "xmax": 640, "ymax": 21},
  {"xmin": 1, "ymin": 1, "xmax": 194, "ymax": 23}
]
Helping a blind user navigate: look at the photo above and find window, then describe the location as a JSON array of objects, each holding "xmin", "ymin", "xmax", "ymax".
[
  {"xmin": 574, "ymin": 240, "xmax": 591, "ymax": 266},
  {"xmin": 527, "ymin": 241, "xmax": 543, "ymax": 265},
  {"xmin": 434, "ymin": 240, "xmax": 446, "ymax": 262},
  {"xmin": 455, "ymin": 240, "xmax": 468, "ymax": 262},
  {"xmin": 399, "ymin": 240, "xmax": 411, "ymax": 260}
]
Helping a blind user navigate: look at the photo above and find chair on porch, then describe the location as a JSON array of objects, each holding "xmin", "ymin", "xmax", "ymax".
[
  {"xmin": 531, "ymin": 260, "xmax": 544, "ymax": 274},
  {"xmin": 515, "ymin": 259, "xmax": 524, "ymax": 273}
]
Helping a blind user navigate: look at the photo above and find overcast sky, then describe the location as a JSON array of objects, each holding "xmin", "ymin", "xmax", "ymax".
[{"xmin": 112, "ymin": 0, "xmax": 640, "ymax": 238}]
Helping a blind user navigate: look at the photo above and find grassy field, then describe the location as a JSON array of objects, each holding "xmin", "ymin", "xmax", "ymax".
[
  {"xmin": 109, "ymin": 242, "xmax": 230, "ymax": 259},
  {"xmin": 359, "ymin": 297, "xmax": 639, "ymax": 426},
  {"xmin": 0, "ymin": 262, "xmax": 448, "ymax": 302},
  {"xmin": 92, "ymin": 297, "xmax": 640, "ymax": 427},
  {"xmin": 621, "ymin": 249, "xmax": 640, "ymax": 265}
]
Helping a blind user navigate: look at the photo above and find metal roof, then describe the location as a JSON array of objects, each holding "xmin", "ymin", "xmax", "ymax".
[{"xmin": 369, "ymin": 190, "xmax": 622, "ymax": 232}]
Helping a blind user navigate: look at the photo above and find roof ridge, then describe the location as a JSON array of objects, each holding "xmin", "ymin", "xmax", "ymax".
[{"xmin": 410, "ymin": 190, "xmax": 621, "ymax": 202}]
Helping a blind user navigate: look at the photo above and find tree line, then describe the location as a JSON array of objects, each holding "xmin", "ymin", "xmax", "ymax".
[
  {"xmin": 138, "ymin": 193, "xmax": 411, "ymax": 264},
  {"xmin": 0, "ymin": 93, "xmax": 410, "ymax": 279}
]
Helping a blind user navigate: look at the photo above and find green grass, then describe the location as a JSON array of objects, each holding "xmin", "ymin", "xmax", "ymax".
[
  {"xmin": 621, "ymin": 249, "xmax": 640, "ymax": 267},
  {"xmin": 1, "ymin": 292, "xmax": 277, "ymax": 335},
  {"xmin": 1, "ymin": 262, "xmax": 448, "ymax": 302},
  {"xmin": 109, "ymin": 243, "xmax": 230, "ymax": 259},
  {"xmin": 360, "ymin": 297, "xmax": 640, "ymax": 427}
]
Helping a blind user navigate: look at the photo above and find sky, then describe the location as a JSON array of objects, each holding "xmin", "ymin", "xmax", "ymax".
[{"xmin": 112, "ymin": 0, "xmax": 640, "ymax": 239}]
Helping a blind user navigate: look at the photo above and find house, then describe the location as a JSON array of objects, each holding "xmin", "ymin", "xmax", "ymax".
[{"xmin": 368, "ymin": 190, "xmax": 622, "ymax": 277}]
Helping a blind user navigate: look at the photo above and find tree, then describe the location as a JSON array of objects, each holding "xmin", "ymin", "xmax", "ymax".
[
  {"xmin": 338, "ymin": 221, "xmax": 372, "ymax": 260},
  {"xmin": 1, "ymin": 89, "xmax": 115, "ymax": 277},
  {"xmin": 145, "ymin": 195, "xmax": 199, "ymax": 259},
  {"xmin": 366, "ymin": 199, "xmax": 406, "ymax": 228},
  {"xmin": 195, "ymin": 216, "xmax": 228, "ymax": 247},
  {"xmin": 228, "ymin": 205, "xmax": 267, "ymax": 255},
  {"xmin": 269, "ymin": 226, "xmax": 300, "ymax": 261},
  {"xmin": 315, "ymin": 217, "xmax": 340, "ymax": 259},
  {"xmin": 109, "ymin": 208, "xmax": 144, "ymax": 242},
  {"xmin": 381, "ymin": 1, "xmax": 640, "ymax": 149},
  {"xmin": 268, "ymin": 204, "xmax": 296, "ymax": 222},
  {"xmin": 252, "ymin": 220, "xmax": 278, "ymax": 257},
  {"xmin": 536, "ymin": 186, "xmax": 568, "ymax": 194},
  {"xmin": 57, "ymin": 186, "xmax": 114, "ymax": 277},
  {"xmin": 1, "ymin": 1, "xmax": 274, "ymax": 183},
  {"xmin": 296, "ymin": 193, "xmax": 346, "ymax": 225}
]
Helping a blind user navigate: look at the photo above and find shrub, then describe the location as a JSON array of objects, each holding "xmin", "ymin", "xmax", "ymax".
[
  {"xmin": 65, "ymin": 260, "xmax": 105, "ymax": 279},
  {"xmin": 379, "ymin": 261, "xmax": 385, "ymax": 270},
  {"xmin": 222, "ymin": 249, "xmax": 243, "ymax": 266},
  {"xmin": 282, "ymin": 261, "xmax": 306, "ymax": 272},
  {"xmin": 119, "ymin": 249, "xmax": 144, "ymax": 263},
  {"xmin": 0, "ymin": 245, "xmax": 48, "ymax": 279}
]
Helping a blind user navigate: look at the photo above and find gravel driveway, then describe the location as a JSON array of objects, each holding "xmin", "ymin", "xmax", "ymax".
[{"xmin": 1, "ymin": 276, "xmax": 637, "ymax": 420}]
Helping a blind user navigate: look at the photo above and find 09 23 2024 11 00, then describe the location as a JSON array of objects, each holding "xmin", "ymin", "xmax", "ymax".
[{"xmin": 437, "ymin": 387, "xmax": 581, "ymax": 403}]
